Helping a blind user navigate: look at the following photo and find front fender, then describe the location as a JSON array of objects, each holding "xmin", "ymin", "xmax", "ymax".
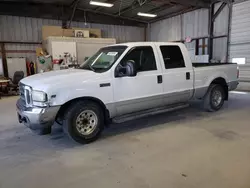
[{"xmin": 47, "ymin": 82, "xmax": 116, "ymax": 118}]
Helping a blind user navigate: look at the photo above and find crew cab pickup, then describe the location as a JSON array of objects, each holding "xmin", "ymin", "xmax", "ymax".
[{"xmin": 17, "ymin": 42, "xmax": 238, "ymax": 143}]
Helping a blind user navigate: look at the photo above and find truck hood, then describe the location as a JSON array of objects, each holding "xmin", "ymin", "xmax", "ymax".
[{"xmin": 20, "ymin": 69, "xmax": 98, "ymax": 91}]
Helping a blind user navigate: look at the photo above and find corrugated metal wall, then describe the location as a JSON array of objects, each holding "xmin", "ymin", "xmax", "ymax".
[
  {"xmin": 149, "ymin": 15, "xmax": 181, "ymax": 42},
  {"xmin": 149, "ymin": 9, "xmax": 209, "ymax": 42},
  {"xmin": 149, "ymin": 6, "xmax": 230, "ymax": 62},
  {"xmin": 0, "ymin": 16, "xmax": 62, "ymax": 42},
  {"xmin": 71, "ymin": 21, "xmax": 145, "ymax": 43},
  {"xmin": 0, "ymin": 15, "xmax": 145, "ymax": 43},
  {"xmin": 5, "ymin": 44, "xmax": 41, "ymax": 64},
  {"xmin": 214, "ymin": 3, "xmax": 229, "ymax": 36},
  {"xmin": 213, "ymin": 2, "xmax": 229, "ymax": 62},
  {"xmin": 149, "ymin": 9, "xmax": 210, "ymax": 59},
  {"xmin": 213, "ymin": 37, "xmax": 227, "ymax": 62},
  {"xmin": 0, "ymin": 15, "xmax": 145, "ymax": 63},
  {"xmin": 230, "ymin": 0, "xmax": 250, "ymax": 62},
  {"xmin": 229, "ymin": 0, "xmax": 250, "ymax": 83},
  {"xmin": 182, "ymin": 9, "xmax": 209, "ymax": 39}
]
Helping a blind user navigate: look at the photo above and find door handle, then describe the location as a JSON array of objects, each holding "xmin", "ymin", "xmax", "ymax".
[
  {"xmin": 186, "ymin": 72, "xmax": 190, "ymax": 80},
  {"xmin": 157, "ymin": 75, "xmax": 163, "ymax": 84}
]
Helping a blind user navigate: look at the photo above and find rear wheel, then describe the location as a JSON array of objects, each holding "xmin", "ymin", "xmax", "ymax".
[
  {"xmin": 203, "ymin": 84, "xmax": 225, "ymax": 112},
  {"xmin": 63, "ymin": 101, "xmax": 104, "ymax": 144}
]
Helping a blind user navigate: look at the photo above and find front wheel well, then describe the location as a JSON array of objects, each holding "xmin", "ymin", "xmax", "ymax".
[
  {"xmin": 55, "ymin": 97, "xmax": 110, "ymax": 125},
  {"xmin": 210, "ymin": 77, "xmax": 228, "ymax": 100}
]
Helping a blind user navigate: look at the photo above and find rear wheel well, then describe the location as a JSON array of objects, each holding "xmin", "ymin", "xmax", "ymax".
[
  {"xmin": 210, "ymin": 77, "xmax": 228, "ymax": 100},
  {"xmin": 56, "ymin": 97, "xmax": 110, "ymax": 125}
]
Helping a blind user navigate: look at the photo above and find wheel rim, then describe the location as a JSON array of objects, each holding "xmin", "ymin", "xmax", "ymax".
[
  {"xmin": 212, "ymin": 90, "xmax": 222, "ymax": 107},
  {"xmin": 75, "ymin": 110, "xmax": 98, "ymax": 136}
]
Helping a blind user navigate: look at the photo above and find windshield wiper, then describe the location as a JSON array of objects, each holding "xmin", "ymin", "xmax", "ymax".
[
  {"xmin": 88, "ymin": 64, "xmax": 95, "ymax": 72},
  {"xmin": 78, "ymin": 65, "xmax": 95, "ymax": 72}
]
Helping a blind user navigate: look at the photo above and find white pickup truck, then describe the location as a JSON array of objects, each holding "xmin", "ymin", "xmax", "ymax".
[{"xmin": 17, "ymin": 42, "xmax": 238, "ymax": 143}]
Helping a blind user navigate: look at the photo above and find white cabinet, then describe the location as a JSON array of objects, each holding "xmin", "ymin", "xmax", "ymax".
[
  {"xmin": 50, "ymin": 41, "xmax": 77, "ymax": 60},
  {"xmin": 44, "ymin": 37, "xmax": 116, "ymax": 63}
]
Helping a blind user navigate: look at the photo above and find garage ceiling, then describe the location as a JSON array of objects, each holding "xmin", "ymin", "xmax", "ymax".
[{"xmin": 0, "ymin": 0, "xmax": 211, "ymax": 27}]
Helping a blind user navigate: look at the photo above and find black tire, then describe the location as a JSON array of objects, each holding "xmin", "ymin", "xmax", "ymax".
[
  {"xmin": 63, "ymin": 100, "xmax": 104, "ymax": 144},
  {"xmin": 203, "ymin": 84, "xmax": 225, "ymax": 112}
]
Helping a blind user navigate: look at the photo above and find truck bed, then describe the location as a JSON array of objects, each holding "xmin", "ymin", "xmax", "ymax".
[
  {"xmin": 192, "ymin": 63, "xmax": 236, "ymax": 67},
  {"xmin": 192, "ymin": 62, "xmax": 238, "ymax": 99}
]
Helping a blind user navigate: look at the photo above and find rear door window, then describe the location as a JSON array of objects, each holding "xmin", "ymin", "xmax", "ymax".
[{"xmin": 160, "ymin": 46, "xmax": 185, "ymax": 69}]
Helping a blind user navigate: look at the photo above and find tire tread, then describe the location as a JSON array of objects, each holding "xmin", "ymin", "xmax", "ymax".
[
  {"xmin": 63, "ymin": 100, "xmax": 104, "ymax": 144},
  {"xmin": 203, "ymin": 84, "xmax": 225, "ymax": 112}
]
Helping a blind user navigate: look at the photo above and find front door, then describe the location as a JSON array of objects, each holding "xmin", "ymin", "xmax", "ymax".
[{"xmin": 113, "ymin": 45, "xmax": 164, "ymax": 116}]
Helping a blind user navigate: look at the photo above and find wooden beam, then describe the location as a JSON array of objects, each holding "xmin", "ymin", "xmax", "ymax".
[
  {"xmin": 0, "ymin": 50, "xmax": 36, "ymax": 53},
  {"xmin": 0, "ymin": 41, "xmax": 41, "ymax": 45}
]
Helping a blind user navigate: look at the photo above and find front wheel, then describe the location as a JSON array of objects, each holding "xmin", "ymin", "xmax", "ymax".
[
  {"xmin": 63, "ymin": 101, "xmax": 104, "ymax": 144},
  {"xmin": 203, "ymin": 84, "xmax": 225, "ymax": 112}
]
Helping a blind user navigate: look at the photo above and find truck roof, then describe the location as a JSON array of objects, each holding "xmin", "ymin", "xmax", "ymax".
[{"xmin": 108, "ymin": 42, "xmax": 183, "ymax": 47}]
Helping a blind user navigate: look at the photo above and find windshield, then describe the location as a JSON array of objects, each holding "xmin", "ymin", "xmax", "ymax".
[{"xmin": 80, "ymin": 45, "xmax": 127, "ymax": 73}]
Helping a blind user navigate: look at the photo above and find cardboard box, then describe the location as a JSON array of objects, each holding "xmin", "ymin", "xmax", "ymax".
[
  {"xmin": 42, "ymin": 26, "xmax": 102, "ymax": 40},
  {"xmin": 42, "ymin": 26, "xmax": 63, "ymax": 40},
  {"xmin": 36, "ymin": 47, "xmax": 43, "ymax": 56}
]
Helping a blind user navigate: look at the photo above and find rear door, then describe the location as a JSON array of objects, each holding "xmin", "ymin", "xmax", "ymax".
[
  {"xmin": 156, "ymin": 44, "xmax": 194, "ymax": 105},
  {"xmin": 113, "ymin": 45, "xmax": 164, "ymax": 116}
]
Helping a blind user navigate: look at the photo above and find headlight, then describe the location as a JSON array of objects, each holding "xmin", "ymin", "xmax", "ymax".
[{"xmin": 32, "ymin": 90, "xmax": 47, "ymax": 102}]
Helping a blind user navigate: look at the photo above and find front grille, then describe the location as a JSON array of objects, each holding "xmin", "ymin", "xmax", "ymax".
[
  {"xmin": 19, "ymin": 83, "xmax": 25, "ymax": 102},
  {"xmin": 19, "ymin": 83, "xmax": 32, "ymax": 107},
  {"xmin": 26, "ymin": 89, "xmax": 31, "ymax": 104}
]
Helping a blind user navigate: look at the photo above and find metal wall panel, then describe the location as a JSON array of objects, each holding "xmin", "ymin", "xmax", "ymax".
[
  {"xmin": 213, "ymin": 37, "xmax": 227, "ymax": 62},
  {"xmin": 230, "ymin": 1, "xmax": 250, "ymax": 44},
  {"xmin": 149, "ymin": 9, "xmax": 209, "ymax": 42},
  {"xmin": 214, "ymin": 2, "xmax": 229, "ymax": 36},
  {"xmin": 184, "ymin": 41, "xmax": 196, "ymax": 61},
  {"xmin": 0, "ymin": 15, "xmax": 61, "ymax": 42},
  {"xmin": 229, "ymin": 43, "xmax": 250, "ymax": 61},
  {"xmin": 149, "ymin": 15, "xmax": 182, "ymax": 42},
  {"xmin": 182, "ymin": 9, "xmax": 209, "ymax": 39},
  {"xmin": 0, "ymin": 15, "xmax": 144, "ymax": 43},
  {"xmin": 229, "ymin": 0, "xmax": 250, "ymax": 84},
  {"xmin": 71, "ymin": 21, "xmax": 145, "ymax": 43},
  {"xmin": 5, "ymin": 43, "xmax": 41, "ymax": 63},
  {"xmin": 230, "ymin": 0, "xmax": 250, "ymax": 62},
  {"xmin": 0, "ymin": 15, "xmax": 144, "ymax": 70},
  {"xmin": 184, "ymin": 41, "xmax": 196, "ymax": 49}
]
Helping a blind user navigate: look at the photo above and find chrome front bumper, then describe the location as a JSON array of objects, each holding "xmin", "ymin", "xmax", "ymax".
[{"xmin": 16, "ymin": 99, "xmax": 60, "ymax": 130}]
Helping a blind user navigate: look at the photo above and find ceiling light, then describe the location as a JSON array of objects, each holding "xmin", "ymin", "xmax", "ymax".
[
  {"xmin": 137, "ymin": 12, "xmax": 157, "ymax": 18},
  {"xmin": 90, "ymin": 1, "xmax": 114, "ymax": 7}
]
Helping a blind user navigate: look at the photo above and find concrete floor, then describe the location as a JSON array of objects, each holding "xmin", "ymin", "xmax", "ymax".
[{"xmin": 1, "ymin": 92, "xmax": 250, "ymax": 188}]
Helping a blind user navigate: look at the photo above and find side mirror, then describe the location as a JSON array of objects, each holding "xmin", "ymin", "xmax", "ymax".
[{"xmin": 115, "ymin": 60, "xmax": 137, "ymax": 77}]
